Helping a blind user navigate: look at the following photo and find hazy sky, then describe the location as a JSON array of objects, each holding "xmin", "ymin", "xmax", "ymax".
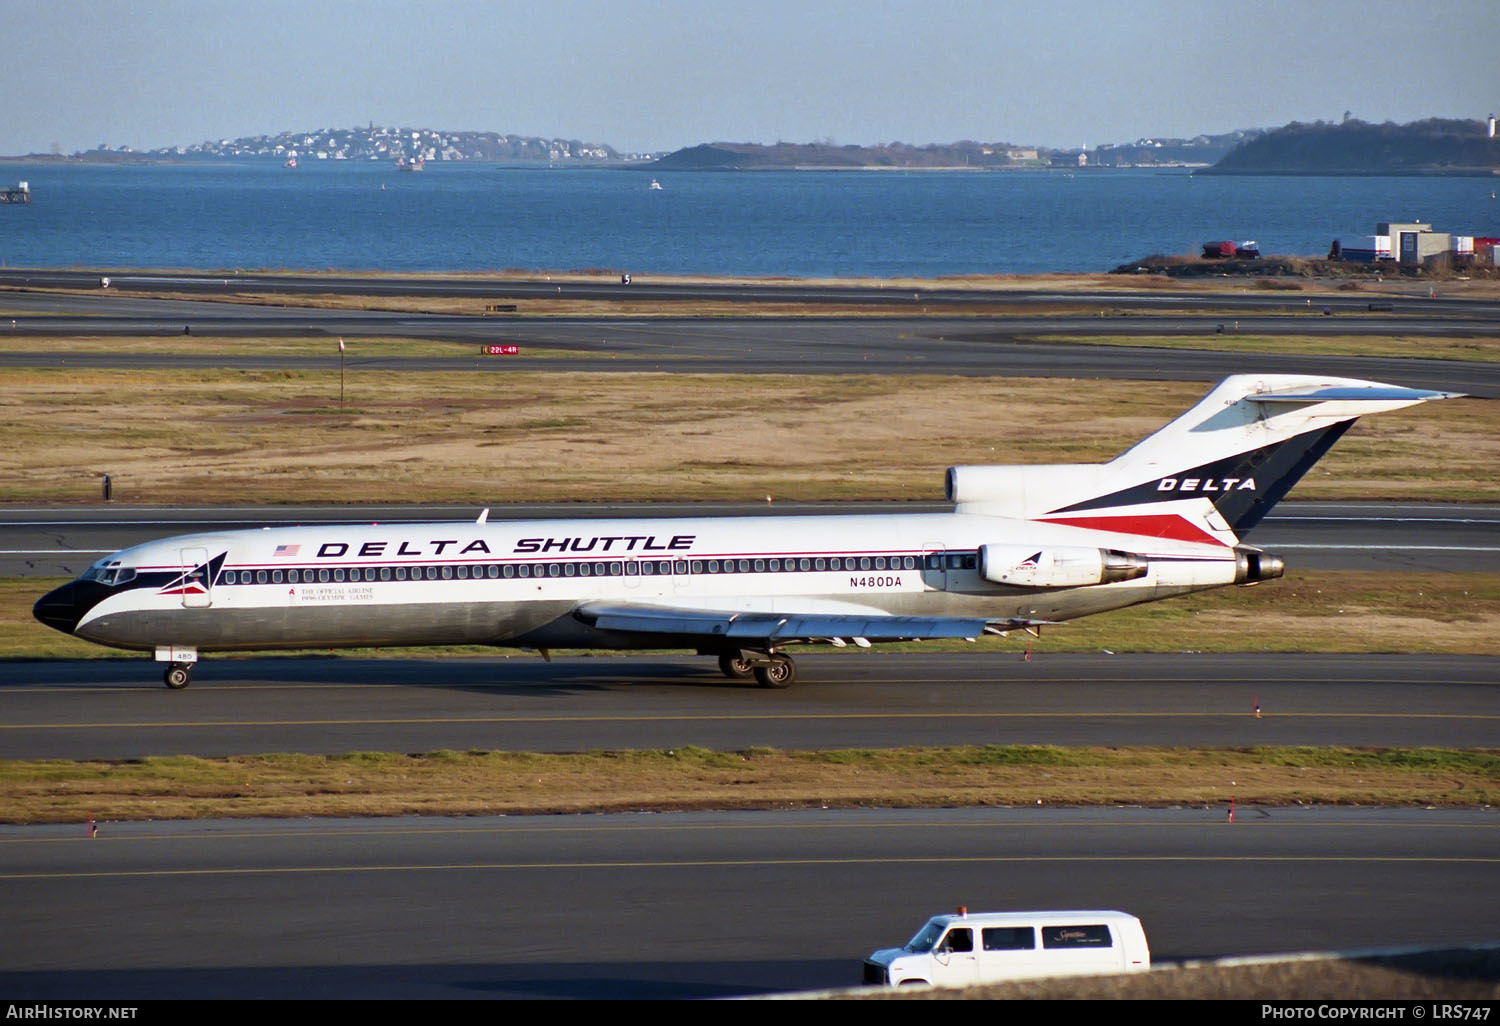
[{"xmin": 4, "ymin": 0, "xmax": 1497, "ymax": 155}]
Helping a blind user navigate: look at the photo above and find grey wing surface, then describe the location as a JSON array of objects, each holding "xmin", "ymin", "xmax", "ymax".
[{"xmin": 573, "ymin": 602, "xmax": 1042, "ymax": 643}]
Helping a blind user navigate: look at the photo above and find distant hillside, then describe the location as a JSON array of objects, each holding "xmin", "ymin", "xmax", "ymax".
[
  {"xmin": 648, "ymin": 131, "xmax": 1256, "ymax": 171},
  {"xmin": 1202, "ymin": 118, "xmax": 1500, "ymax": 176},
  {"xmin": 5, "ymin": 125, "xmax": 657, "ymax": 164},
  {"xmin": 647, "ymin": 140, "xmax": 1038, "ymax": 170}
]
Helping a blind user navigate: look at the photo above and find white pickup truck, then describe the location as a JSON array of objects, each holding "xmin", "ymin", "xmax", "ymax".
[{"xmin": 863, "ymin": 909, "xmax": 1151, "ymax": 987}]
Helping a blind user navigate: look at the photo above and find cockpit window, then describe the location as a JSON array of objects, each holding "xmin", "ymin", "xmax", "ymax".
[{"xmin": 83, "ymin": 566, "xmax": 135, "ymax": 586}]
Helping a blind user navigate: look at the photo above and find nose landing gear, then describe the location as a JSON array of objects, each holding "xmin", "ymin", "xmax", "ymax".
[{"xmin": 163, "ymin": 663, "xmax": 193, "ymax": 689}]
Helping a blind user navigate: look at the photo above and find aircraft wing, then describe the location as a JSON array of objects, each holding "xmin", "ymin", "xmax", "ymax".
[{"xmin": 574, "ymin": 602, "xmax": 1042, "ymax": 643}]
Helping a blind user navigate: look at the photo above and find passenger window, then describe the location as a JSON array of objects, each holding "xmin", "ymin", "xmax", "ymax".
[
  {"xmin": 690, "ymin": 560, "xmax": 702, "ymax": 574},
  {"xmin": 814, "ymin": 558, "xmax": 826, "ymax": 571},
  {"xmin": 547, "ymin": 564, "xmax": 560, "ymax": 578},
  {"xmin": 441, "ymin": 566, "xmax": 453, "ymax": 580},
  {"xmin": 380, "ymin": 568, "xmax": 391, "ymax": 581},
  {"xmin": 675, "ymin": 560, "xmax": 689, "ymax": 575},
  {"xmin": 753, "ymin": 559, "xmax": 764, "ymax": 572},
  {"xmin": 319, "ymin": 569, "xmax": 330, "ymax": 583},
  {"xmin": 456, "ymin": 566, "xmax": 468, "ymax": 579},
  {"xmin": 874, "ymin": 557, "xmax": 886, "ymax": 570},
  {"xmin": 594, "ymin": 563, "xmax": 606, "ymax": 576},
  {"xmin": 1042, "ymin": 925, "xmax": 1112, "ymax": 948},
  {"xmin": 982, "ymin": 927, "xmax": 1036, "ymax": 951},
  {"xmin": 799, "ymin": 558, "xmax": 810, "ymax": 571},
  {"xmin": 272, "ymin": 570, "xmax": 284, "ymax": 584},
  {"xmin": 610, "ymin": 562, "xmax": 623, "ymax": 575},
  {"xmin": 939, "ymin": 929, "xmax": 973, "ymax": 954},
  {"xmin": 257, "ymin": 571, "xmax": 268, "ymax": 584},
  {"xmin": 859, "ymin": 557, "xmax": 871, "ymax": 570},
  {"xmin": 426, "ymin": 567, "xmax": 438, "ymax": 580},
  {"xmin": 564, "ymin": 563, "xmax": 576, "ymax": 577}
]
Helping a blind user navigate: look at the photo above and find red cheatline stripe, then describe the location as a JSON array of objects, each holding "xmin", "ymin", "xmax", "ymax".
[{"xmin": 1038, "ymin": 514, "xmax": 1228, "ymax": 547}]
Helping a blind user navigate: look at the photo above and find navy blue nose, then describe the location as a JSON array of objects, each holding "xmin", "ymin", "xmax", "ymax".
[{"xmin": 33, "ymin": 582, "xmax": 86, "ymax": 635}]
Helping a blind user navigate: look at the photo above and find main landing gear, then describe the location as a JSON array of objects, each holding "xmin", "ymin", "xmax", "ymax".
[
  {"xmin": 717, "ymin": 649, "xmax": 797, "ymax": 689},
  {"xmin": 163, "ymin": 662, "xmax": 193, "ymax": 689}
]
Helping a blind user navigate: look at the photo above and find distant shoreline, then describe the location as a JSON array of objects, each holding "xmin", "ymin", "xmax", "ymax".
[
  {"xmin": 1197, "ymin": 167, "xmax": 1500, "ymax": 178},
  {"xmin": 8, "ymin": 155, "xmax": 1489, "ymax": 176}
]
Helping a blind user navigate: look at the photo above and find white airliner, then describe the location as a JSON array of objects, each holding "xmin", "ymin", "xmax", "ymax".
[{"xmin": 35, "ymin": 374, "xmax": 1458, "ymax": 688}]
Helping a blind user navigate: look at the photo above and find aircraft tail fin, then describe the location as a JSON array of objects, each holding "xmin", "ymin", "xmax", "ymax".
[{"xmin": 948, "ymin": 375, "xmax": 1461, "ymax": 545}]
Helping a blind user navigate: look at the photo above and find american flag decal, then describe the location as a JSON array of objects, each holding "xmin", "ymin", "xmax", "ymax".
[{"xmin": 273, "ymin": 544, "xmax": 301, "ymax": 558}]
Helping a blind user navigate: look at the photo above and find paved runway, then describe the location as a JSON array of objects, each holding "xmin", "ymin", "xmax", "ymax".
[
  {"xmin": 1, "ymin": 807, "xmax": 1495, "ymax": 999},
  {"xmin": 3, "ymin": 652, "xmax": 1496, "ymax": 760},
  {"xmin": 2, "ymin": 292, "xmax": 1497, "ymax": 395},
  {"xmin": 6, "ymin": 267, "xmax": 1500, "ymax": 316},
  {"xmin": 4, "ymin": 501, "xmax": 1497, "ymax": 577}
]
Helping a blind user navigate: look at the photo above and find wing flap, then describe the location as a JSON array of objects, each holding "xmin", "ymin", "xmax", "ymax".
[{"xmin": 575, "ymin": 602, "xmax": 1029, "ymax": 642}]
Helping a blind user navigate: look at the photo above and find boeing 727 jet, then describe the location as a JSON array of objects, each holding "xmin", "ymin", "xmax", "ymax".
[{"xmin": 34, "ymin": 374, "xmax": 1458, "ymax": 688}]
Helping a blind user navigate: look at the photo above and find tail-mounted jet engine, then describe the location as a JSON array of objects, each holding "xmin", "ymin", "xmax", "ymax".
[
  {"xmin": 978, "ymin": 545, "xmax": 1149, "ymax": 588},
  {"xmin": 1234, "ymin": 548, "xmax": 1285, "ymax": 584}
]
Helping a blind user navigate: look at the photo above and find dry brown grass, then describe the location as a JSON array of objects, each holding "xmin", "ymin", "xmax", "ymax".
[
  {"xmin": 1, "ymin": 746, "xmax": 1494, "ymax": 824},
  {"xmin": 3, "ymin": 369, "xmax": 1494, "ymax": 505}
]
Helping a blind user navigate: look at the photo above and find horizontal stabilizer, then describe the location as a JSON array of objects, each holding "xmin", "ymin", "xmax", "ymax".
[{"xmin": 1248, "ymin": 385, "xmax": 1465, "ymax": 404}]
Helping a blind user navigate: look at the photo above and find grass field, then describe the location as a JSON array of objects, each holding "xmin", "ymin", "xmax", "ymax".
[
  {"xmin": 1, "ymin": 745, "xmax": 1494, "ymax": 823},
  {"xmin": 2, "ymin": 366, "xmax": 1494, "ymax": 505}
]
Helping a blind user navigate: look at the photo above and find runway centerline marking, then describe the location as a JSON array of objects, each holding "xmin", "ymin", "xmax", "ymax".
[{"xmin": 6, "ymin": 854, "xmax": 1496, "ymax": 881}]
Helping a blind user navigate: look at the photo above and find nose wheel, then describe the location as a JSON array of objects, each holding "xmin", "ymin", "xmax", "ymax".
[{"xmin": 163, "ymin": 663, "xmax": 193, "ymax": 689}]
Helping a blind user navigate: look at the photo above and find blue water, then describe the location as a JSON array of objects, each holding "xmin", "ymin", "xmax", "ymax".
[{"xmin": 0, "ymin": 161, "xmax": 1492, "ymax": 276}]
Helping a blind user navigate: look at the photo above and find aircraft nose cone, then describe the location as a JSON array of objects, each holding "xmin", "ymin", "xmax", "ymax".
[{"xmin": 33, "ymin": 582, "xmax": 85, "ymax": 635}]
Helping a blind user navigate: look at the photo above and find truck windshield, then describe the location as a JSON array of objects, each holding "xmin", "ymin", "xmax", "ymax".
[{"xmin": 905, "ymin": 920, "xmax": 945, "ymax": 953}]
